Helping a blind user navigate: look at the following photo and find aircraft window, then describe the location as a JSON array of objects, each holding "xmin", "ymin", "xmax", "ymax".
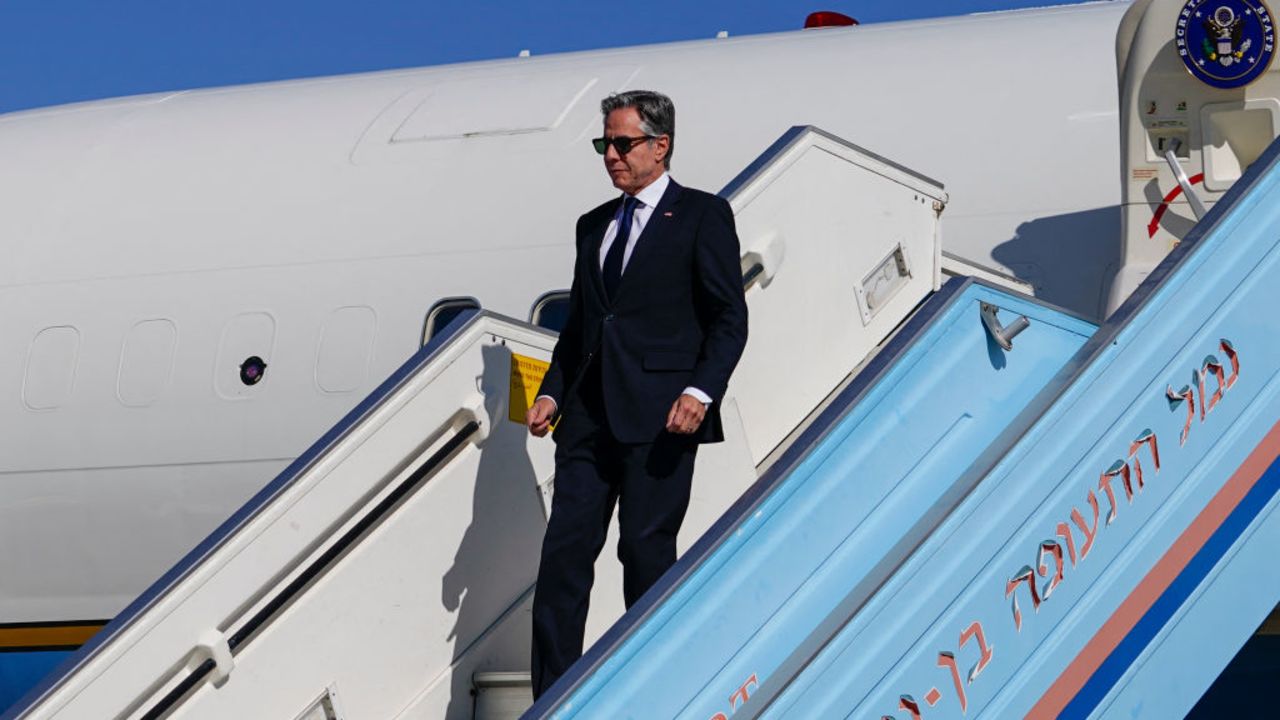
[
  {"xmin": 316, "ymin": 306, "xmax": 377, "ymax": 393},
  {"xmin": 117, "ymin": 319, "xmax": 177, "ymax": 407},
  {"xmin": 23, "ymin": 326, "xmax": 81, "ymax": 410},
  {"xmin": 423, "ymin": 297, "xmax": 479, "ymax": 346},
  {"xmin": 215, "ymin": 312, "xmax": 276, "ymax": 400},
  {"xmin": 531, "ymin": 291, "xmax": 571, "ymax": 333}
]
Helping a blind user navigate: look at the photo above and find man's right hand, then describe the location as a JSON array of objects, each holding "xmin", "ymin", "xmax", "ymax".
[{"xmin": 526, "ymin": 396, "xmax": 558, "ymax": 437}]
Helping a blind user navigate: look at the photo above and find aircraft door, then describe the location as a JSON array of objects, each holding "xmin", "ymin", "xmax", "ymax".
[{"xmin": 1112, "ymin": 0, "xmax": 1280, "ymax": 311}]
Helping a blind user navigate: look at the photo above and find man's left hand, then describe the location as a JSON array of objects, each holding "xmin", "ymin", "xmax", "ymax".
[{"xmin": 666, "ymin": 393, "xmax": 707, "ymax": 435}]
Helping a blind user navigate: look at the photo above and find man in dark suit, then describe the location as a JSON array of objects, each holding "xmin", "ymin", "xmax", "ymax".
[{"xmin": 524, "ymin": 90, "xmax": 748, "ymax": 697}]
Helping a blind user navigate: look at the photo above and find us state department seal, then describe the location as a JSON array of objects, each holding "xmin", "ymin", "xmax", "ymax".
[{"xmin": 1176, "ymin": 0, "xmax": 1276, "ymax": 88}]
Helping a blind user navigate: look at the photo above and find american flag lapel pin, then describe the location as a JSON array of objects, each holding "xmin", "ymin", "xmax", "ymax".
[{"xmin": 663, "ymin": 211, "xmax": 673, "ymax": 217}]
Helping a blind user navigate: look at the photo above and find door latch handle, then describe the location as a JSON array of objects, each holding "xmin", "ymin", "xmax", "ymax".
[{"xmin": 1163, "ymin": 137, "xmax": 1207, "ymax": 221}]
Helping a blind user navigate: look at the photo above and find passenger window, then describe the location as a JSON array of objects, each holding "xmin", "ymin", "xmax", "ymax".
[
  {"xmin": 118, "ymin": 319, "xmax": 178, "ymax": 406},
  {"xmin": 422, "ymin": 297, "xmax": 479, "ymax": 345},
  {"xmin": 215, "ymin": 312, "xmax": 276, "ymax": 400},
  {"xmin": 23, "ymin": 326, "xmax": 81, "ymax": 410},
  {"xmin": 316, "ymin": 306, "xmax": 377, "ymax": 393},
  {"xmin": 531, "ymin": 291, "xmax": 571, "ymax": 333}
]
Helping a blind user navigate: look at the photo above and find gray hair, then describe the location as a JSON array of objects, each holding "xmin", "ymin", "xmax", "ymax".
[{"xmin": 601, "ymin": 90, "xmax": 675, "ymax": 169}]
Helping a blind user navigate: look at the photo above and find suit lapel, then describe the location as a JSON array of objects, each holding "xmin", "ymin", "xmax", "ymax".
[
  {"xmin": 615, "ymin": 179, "xmax": 683, "ymax": 300},
  {"xmin": 585, "ymin": 198, "xmax": 620, "ymax": 305}
]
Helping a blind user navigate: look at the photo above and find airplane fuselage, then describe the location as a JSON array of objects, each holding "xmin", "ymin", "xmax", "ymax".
[{"xmin": 0, "ymin": 2, "xmax": 1127, "ymax": 624}]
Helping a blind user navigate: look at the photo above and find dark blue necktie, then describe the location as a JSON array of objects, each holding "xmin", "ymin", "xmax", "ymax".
[{"xmin": 603, "ymin": 195, "xmax": 639, "ymax": 301}]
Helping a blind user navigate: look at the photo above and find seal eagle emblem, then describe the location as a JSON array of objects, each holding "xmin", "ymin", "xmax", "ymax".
[{"xmin": 1176, "ymin": 0, "xmax": 1276, "ymax": 88}]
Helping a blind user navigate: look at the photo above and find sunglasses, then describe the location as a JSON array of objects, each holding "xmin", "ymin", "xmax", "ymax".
[{"xmin": 592, "ymin": 135, "xmax": 655, "ymax": 155}]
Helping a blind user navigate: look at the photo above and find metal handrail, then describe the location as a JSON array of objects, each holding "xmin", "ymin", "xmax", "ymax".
[{"xmin": 1163, "ymin": 138, "xmax": 1207, "ymax": 220}]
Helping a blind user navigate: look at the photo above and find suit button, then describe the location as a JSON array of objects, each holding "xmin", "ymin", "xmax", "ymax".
[{"xmin": 604, "ymin": 314, "xmax": 616, "ymax": 323}]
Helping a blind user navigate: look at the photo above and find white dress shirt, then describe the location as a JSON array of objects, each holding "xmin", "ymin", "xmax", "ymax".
[
  {"xmin": 541, "ymin": 172, "xmax": 712, "ymax": 412},
  {"xmin": 598, "ymin": 172, "xmax": 670, "ymax": 274}
]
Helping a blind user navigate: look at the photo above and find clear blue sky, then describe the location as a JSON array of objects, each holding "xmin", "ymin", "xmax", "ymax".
[{"xmin": 0, "ymin": 0, "xmax": 1096, "ymax": 114}]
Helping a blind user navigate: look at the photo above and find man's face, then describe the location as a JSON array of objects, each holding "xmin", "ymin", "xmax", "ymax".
[{"xmin": 603, "ymin": 107, "xmax": 668, "ymax": 195}]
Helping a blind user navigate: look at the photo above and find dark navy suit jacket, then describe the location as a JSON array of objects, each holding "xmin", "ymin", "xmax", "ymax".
[{"xmin": 537, "ymin": 179, "xmax": 749, "ymax": 444}]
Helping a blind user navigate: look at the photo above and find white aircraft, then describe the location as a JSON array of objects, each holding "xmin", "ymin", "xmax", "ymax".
[{"xmin": 3, "ymin": 0, "xmax": 1273, "ymax": 709}]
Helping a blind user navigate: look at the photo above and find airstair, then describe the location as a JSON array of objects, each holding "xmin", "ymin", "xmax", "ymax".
[
  {"xmin": 523, "ymin": 139, "xmax": 1280, "ymax": 718},
  {"xmin": 14, "ymin": 124, "xmax": 1280, "ymax": 720},
  {"xmin": 3, "ymin": 126, "xmax": 960, "ymax": 719},
  {"xmin": 525, "ymin": 278, "xmax": 1096, "ymax": 720}
]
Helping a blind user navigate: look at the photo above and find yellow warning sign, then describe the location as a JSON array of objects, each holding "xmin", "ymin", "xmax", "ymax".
[{"xmin": 509, "ymin": 352, "xmax": 551, "ymax": 423}]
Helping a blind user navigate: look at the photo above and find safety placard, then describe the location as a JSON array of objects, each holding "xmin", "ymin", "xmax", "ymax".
[{"xmin": 509, "ymin": 352, "xmax": 550, "ymax": 423}]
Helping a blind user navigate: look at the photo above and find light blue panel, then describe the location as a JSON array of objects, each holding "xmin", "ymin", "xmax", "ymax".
[
  {"xmin": 762, "ymin": 140, "xmax": 1280, "ymax": 719},
  {"xmin": 550, "ymin": 283, "xmax": 1096, "ymax": 720},
  {"xmin": 1097, "ymin": 450, "xmax": 1280, "ymax": 719}
]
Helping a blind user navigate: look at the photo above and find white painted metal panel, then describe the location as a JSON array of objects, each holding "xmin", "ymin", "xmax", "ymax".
[{"xmin": 727, "ymin": 128, "xmax": 945, "ymax": 463}]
